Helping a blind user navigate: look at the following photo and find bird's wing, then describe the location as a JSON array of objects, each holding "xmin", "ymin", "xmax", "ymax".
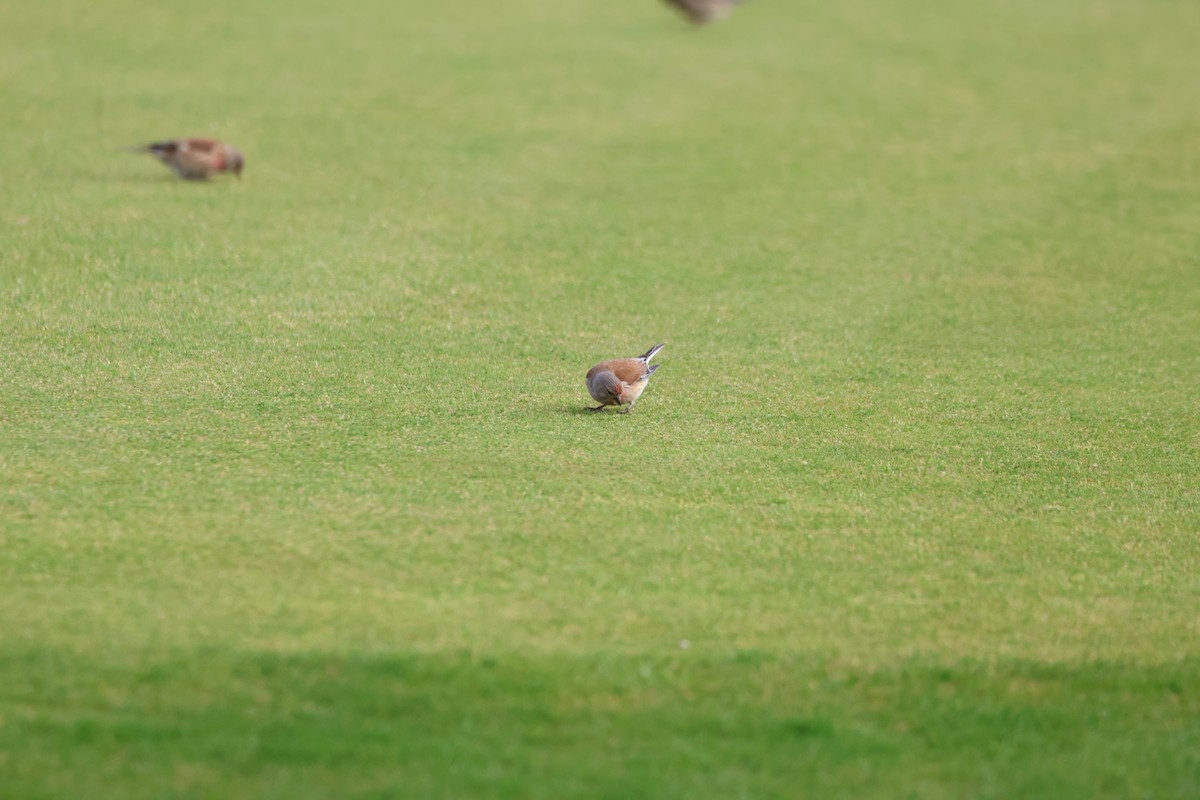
[
  {"xmin": 610, "ymin": 359, "xmax": 651, "ymax": 384},
  {"xmin": 181, "ymin": 138, "xmax": 220, "ymax": 153},
  {"xmin": 662, "ymin": 0, "xmax": 711, "ymax": 22},
  {"xmin": 173, "ymin": 142, "xmax": 218, "ymax": 177}
]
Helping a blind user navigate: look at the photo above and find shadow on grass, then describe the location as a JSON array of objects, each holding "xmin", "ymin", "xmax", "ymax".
[{"xmin": 557, "ymin": 405, "xmax": 641, "ymax": 416}]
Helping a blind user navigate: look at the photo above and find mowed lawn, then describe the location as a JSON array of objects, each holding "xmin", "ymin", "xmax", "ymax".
[{"xmin": 2, "ymin": 0, "xmax": 1198, "ymax": 796}]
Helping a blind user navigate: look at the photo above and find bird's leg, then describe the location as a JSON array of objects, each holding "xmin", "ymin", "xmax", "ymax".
[{"xmin": 587, "ymin": 405, "xmax": 607, "ymax": 412}]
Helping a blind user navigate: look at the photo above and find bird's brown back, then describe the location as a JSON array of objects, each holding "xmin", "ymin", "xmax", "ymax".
[
  {"xmin": 588, "ymin": 358, "xmax": 649, "ymax": 385},
  {"xmin": 179, "ymin": 139, "xmax": 240, "ymax": 176},
  {"xmin": 182, "ymin": 137, "xmax": 220, "ymax": 153}
]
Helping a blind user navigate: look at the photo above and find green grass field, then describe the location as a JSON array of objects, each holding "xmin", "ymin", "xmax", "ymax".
[{"xmin": 2, "ymin": 0, "xmax": 1199, "ymax": 796}]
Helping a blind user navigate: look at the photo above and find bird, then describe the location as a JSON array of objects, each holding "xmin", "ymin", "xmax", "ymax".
[
  {"xmin": 130, "ymin": 138, "xmax": 244, "ymax": 180},
  {"xmin": 661, "ymin": 0, "xmax": 742, "ymax": 25},
  {"xmin": 586, "ymin": 344, "xmax": 665, "ymax": 414}
]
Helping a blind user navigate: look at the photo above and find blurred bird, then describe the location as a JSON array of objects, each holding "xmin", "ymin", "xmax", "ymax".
[
  {"xmin": 586, "ymin": 344, "xmax": 665, "ymax": 414},
  {"xmin": 662, "ymin": 0, "xmax": 741, "ymax": 25},
  {"xmin": 131, "ymin": 138, "xmax": 244, "ymax": 180}
]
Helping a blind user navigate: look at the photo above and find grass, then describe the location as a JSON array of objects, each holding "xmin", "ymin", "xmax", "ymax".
[{"xmin": 2, "ymin": 0, "xmax": 1199, "ymax": 796}]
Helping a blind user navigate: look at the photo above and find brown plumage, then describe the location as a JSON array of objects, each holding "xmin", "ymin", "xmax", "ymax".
[
  {"xmin": 586, "ymin": 344, "xmax": 665, "ymax": 414},
  {"xmin": 132, "ymin": 138, "xmax": 244, "ymax": 180},
  {"xmin": 661, "ymin": 0, "xmax": 742, "ymax": 25}
]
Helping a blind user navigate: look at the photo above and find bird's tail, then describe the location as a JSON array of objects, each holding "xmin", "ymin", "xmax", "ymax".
[
  {"xmin": 124, "ymin": 141, "xmax": 175, "ymax": 155},
  {"xmin": 639, "ymin": 343, "xmax": 666, "ymax": 362}
]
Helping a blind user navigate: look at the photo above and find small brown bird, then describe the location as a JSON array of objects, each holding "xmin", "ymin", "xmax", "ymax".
[
  {"xmin": 586, "ymin": 344, "xmax": 665, "ymax": 414},
  {"xmin": 662, "ymin": 0, "xmax": 742, "ymax": 25},
  {"xmin": 132, "ymin": 138, "xmax": 244, "ymax": 180}
]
